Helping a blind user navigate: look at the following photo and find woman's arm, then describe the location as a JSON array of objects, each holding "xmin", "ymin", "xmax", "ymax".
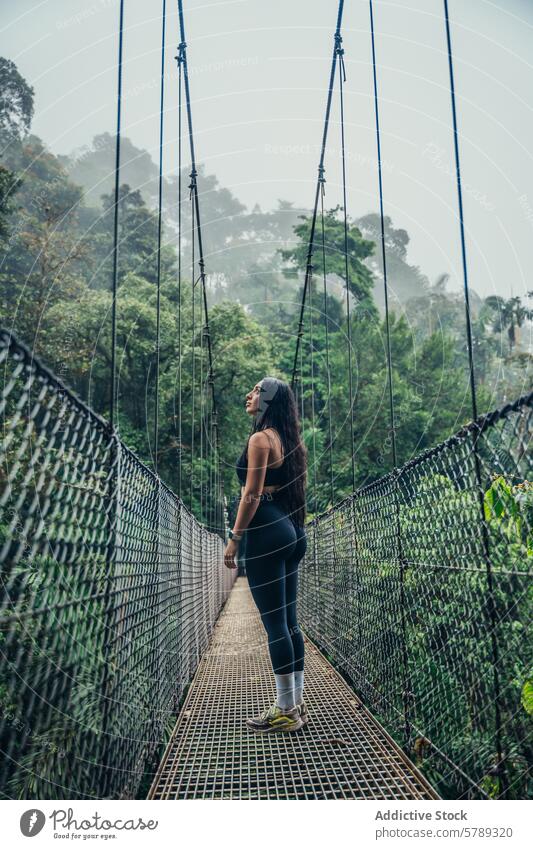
[{"xmin": 231, "ymin": 431, "xmax": 270, "ymax": 535}]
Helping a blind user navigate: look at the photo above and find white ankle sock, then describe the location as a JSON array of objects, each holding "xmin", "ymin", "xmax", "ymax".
[
  {"xmin": 294, "ymin": 670, "xmax": 304, "ymax": 705},
  {"xmin": 274, "ymin": 673, "xmax": 295, "ymax": 710}
]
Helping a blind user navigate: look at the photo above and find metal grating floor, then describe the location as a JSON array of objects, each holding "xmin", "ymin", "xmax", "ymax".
[{"xmin": 148, "ymin": 577, "xmax": 439, "ymax": 800}]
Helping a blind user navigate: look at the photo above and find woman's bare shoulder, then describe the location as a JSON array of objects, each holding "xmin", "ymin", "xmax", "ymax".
[
  {"xmin": 248, "ymin": 431, "xmax": 271, "ymax": 449},
  {"xmin": 261, "ymin": 426, "xmax": 281, "ymax": 440}
]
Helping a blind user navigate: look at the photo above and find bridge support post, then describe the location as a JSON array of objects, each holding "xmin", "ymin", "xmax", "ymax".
[
  {"xmin": 394, "ymin": 468, "xmax": 414, "ymax": 756},
  {"xmin": 100, "ymin": 430, "xmax": 122, "ymax": 798},
  {"xmin": 471, "ymin": 427, "xmax": 507, "ymax": 798}
]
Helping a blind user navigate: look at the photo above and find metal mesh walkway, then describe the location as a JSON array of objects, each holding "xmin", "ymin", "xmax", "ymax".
[{"xmin": 148, "ymin": 577, "xmax": 439, "ymax": 800}]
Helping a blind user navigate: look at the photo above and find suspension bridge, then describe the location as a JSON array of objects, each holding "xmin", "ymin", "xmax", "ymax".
[{"xmin": 0, "ymin": 0, "xmax": 531, "ymax": 801}]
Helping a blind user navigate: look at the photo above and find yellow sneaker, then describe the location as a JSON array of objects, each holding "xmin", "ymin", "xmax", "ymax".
[
  {"xmin": 297, "ymin": 701, "xmax": 309, "ymax": 727},
  {"xmin": 246, "ymin": 702, "xmax": 303, "ymax": 734}
]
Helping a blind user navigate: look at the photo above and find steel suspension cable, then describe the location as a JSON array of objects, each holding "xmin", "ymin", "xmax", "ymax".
[
  {"xmin": 190, "ymin": 181, "xmax": 196, "ymax": 511},
  {"xmin": 443, "ymin": 16, "xmax": 474, "ymax": 373},
  {"xmin": 336, "ymin": 32, "xmax": 356, "ymax": 493},
  {"xmin": 300, "ymin": 341, "xmax": 305, "ymax": 429},
  {"xmin": 369, "ymin": 0, "xmax": 396, "ymax": 469},
  {"xmin": 319, "ymin": 170, "xmax": 335, "ymax": 505},
  {"xmin": 110, "ymin": 0, "xmax": 125, "ymax": 431},
  {"xmin": 443, "ymin": 1, "xmax": 478, "ymax": 423},
  {"xmin": 208, "ymin": 355, "xmax": 215, "ymax": 530},
  {"xmin": 200, "ymin": 317, "xmax": 204, "ymax": 523},
  {"xmin": 369, "ymin": 0, "xmax": 411, "ymax": 748},
  {"xmin": 443, "ymin": 0, "xmax": 505, "ymax": 793},
  {"xmin": 291, "ymin": 0, "xmax": 345, "ymax": 392},
  {"xmin": 176, "ymin": 41, "xmax": 184, "ymax": 500},
  {"xmin": 309, "ymin": 263, "xmax": 318, "ymax": 514},
  {"xmin": 154, "ymin": 0, "xmax": 167, "ymax": 474},
  {"xmin": 177, "ymin": 0, "xmax": 223, "ymax": 531}
]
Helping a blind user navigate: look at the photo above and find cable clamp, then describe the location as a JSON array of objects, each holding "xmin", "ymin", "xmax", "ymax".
[
  {"xmin": 175, "ymin": 41, "xmax": 187, "ymax": 66},
  {"xmin": 334, "ymin": 32, "xmax": 347, "ymax": 81},
  {"xmin": 318, "ymin": 164, "xmax": 326, "ymax": 197},
  {"xmin": 189, "ymin": 167, "xmax": 197, "ymax": 198}
]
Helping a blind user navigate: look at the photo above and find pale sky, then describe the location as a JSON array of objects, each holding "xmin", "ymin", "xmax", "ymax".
[{"xmin": 2, "ymin": 0, "xmax": 533, "ymax": 301}]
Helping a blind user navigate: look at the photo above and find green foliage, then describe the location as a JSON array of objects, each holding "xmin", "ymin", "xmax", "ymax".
[
  {"xmin": 483, "ymin": 294, "xmax": 533, "ymax": 353},
  {"xmin": 521, "ymin": 677, "xmax": 533, "ymax": 716},
  {"xmin": 91, "ymin": 185, "xmax": 177, "ymax": 287},
  {"xmin": 1, "ymin": 56, "xmax": 528, "ymax": 518},
  {"xmin": 0, "ymin": 134, "xmax": 88, "ymax": 341},
  {"xmin": 0, "ymin": 57, "xmax": 525, "ymax": 513},
  {"xmin": 0, "ymin": 165, "xmax": 21, "ymax": 240},
  {"xmin": 1, "ymin": 53, "xmax": 532, "ymax": 802},
  {"xmin": 0, "ymin": 57, "xmax": 34, "ymax": 154},
  {"xmin": 280, "ymin": 205, "xmax": 378, "ymax": 320},
  {"xmin": 484, "ymin": 477, "xmax": 533, "ymax": 565},
  {"xmin": 356, "ymin": 212, "xmax": 431, "ymax": 310}
]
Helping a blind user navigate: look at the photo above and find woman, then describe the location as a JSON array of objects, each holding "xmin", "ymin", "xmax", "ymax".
[{"xmin": 224, "ymin": 376, "xmax": 308, "ymax": 734}]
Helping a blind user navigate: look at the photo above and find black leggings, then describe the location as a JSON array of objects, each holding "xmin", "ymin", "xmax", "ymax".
[{"xmin": 243, "ymin": 497, "xmax": 307, "ymax": 675}]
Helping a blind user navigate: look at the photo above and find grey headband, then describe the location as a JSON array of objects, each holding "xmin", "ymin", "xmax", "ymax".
[{"xmin": 256, "ymin": 376, "xmax": 282, "ymax": 422}]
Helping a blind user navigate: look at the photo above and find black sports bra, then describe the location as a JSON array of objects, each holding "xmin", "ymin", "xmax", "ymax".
[{"xmin": 236, "ymin": 431, "xmax": 287, "ymax": 486}]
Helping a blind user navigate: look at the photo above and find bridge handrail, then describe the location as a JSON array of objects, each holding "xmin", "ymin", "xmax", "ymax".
[{"xmin": 0, "ymin": 327, "xmax": 234, "ymax": 800}]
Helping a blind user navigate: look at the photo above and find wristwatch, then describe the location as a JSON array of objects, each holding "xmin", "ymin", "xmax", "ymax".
[{"xmin": 229, "ymin": 530, "xmax": 242, "ymax": 541}]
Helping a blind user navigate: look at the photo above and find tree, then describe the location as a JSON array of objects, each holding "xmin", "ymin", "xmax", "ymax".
[
  {"xmin": 280, "ymin": 206, "xmax": 378, "ymax": 322},
  {"xmin": 47, "ymin": 271, "xmax": 178, "ymax": 442},
  {"xmin": 0, "ymin": 165, "xmax": 20, "ymax": 240},
  {"xmin": 89, "ymin": 184, "xmax": 176, "ymax": 288},
  {"xmin": 483, "ymin": 294, "xmax": 533, "ymax": 353},
  {"xmin": 0, "ymin": 57, "xmax": 34, "ymax": 158},
  {"xmin": 0, "ymin": 57, "xmax": 33, "ymax": 305},
  {"xmin": 356, "ymin": 212, "xmax": 430, "ymax": 311},
  {"xmin": 61, "ymin": 132, "xmax": 157, "ymax": 208},
  {"xmin": 0, "ymin": 136, "xmax": 89, "ymax": 342}
]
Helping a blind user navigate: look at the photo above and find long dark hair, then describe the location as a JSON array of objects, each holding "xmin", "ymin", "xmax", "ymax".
[{"xmin": 245, "ymin": 378, "xmax": 307, "ymax": 527}]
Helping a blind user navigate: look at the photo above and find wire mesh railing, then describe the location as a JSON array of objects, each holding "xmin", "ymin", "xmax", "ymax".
[
  {"xmin": 0, "ymin": 328, "xmax": 234, "ymax": 800},
  {"xmin": 299, "ymin": 391, "xmax": 532, "ymax": 801}
]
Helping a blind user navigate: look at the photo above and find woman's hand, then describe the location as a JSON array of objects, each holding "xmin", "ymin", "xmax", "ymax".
[{"xmin": 224, "ymin": 539, "xmax": 239, "ymax": 569}]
